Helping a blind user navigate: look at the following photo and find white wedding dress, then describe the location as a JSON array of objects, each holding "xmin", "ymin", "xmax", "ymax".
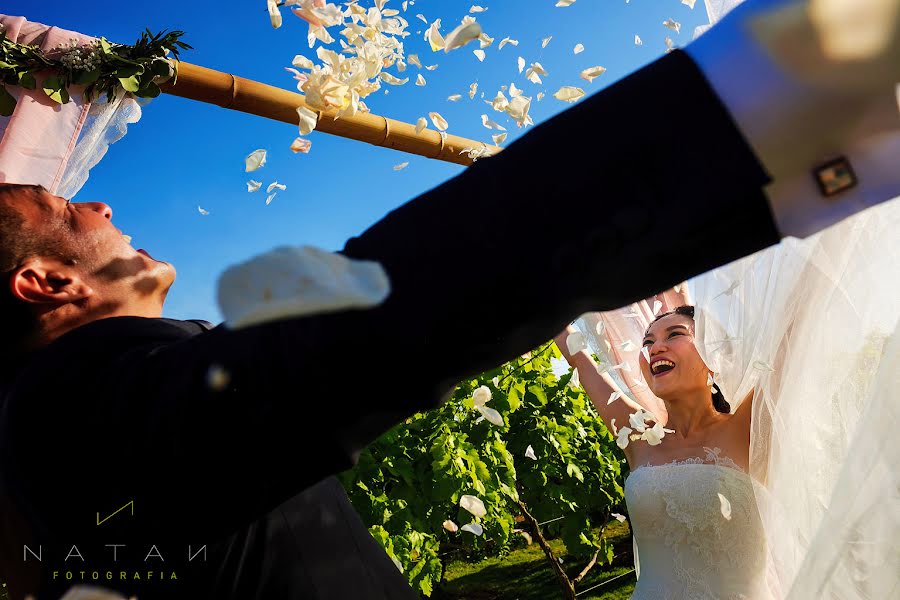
[{"xmin": 625, "ymin": 449, "xmax": 773, "ymax": 600}]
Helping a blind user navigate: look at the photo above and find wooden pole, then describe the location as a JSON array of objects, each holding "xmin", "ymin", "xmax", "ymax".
[{"xmin": 159, "ymin": 62, "xmax": 501, "ymax": 166}]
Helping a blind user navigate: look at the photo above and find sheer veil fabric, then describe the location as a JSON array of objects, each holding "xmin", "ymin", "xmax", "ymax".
[
  {"xmin": 575, "ymin": 2, "xmax": 900, "ymax": 598},
  {"xmin": 0, "ymin": 14, "xmax": 146, "ymax": 198}
]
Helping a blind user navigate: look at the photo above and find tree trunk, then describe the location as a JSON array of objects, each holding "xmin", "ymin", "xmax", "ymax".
[{"xmin": 517, "ymin": 500, "xmax": 576, "ymax": 600}]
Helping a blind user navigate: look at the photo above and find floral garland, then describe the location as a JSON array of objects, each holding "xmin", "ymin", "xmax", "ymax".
[{"xmin": 0, "ymin": 26, "xmax": 190, "ymax": 116}]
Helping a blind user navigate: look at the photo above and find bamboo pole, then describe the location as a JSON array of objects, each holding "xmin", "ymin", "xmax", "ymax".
[{"xmin": 159, "ymin": 62, "xmax": 501, "ymax": 166}]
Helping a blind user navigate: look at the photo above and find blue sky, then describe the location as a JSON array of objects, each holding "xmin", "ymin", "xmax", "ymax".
[{"xmin": 6, "ymin": 0, "xmax": 712, "ymax": 322}]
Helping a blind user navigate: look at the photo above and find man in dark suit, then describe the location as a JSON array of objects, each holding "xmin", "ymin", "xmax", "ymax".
[{"xmin": 0, "ymin": 0, "xmax": 897, "ymax": 596}]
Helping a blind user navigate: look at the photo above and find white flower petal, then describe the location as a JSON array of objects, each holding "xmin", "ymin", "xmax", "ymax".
[
  {"xmin": 267, "ymin": 181, "xmax": 287, "ymax": 194},
  {"xmin": 297, "ymin": 106, "xmax": 318, "ymax": 135},
  {"xmin": 469, "ymin": 5, "xmax": 488, "ymax": 13},
  {"xmin": 469, "ymin": 82, "xmax": 479, "ymax": 99},
  {"xmin": 198, "ymin": 206, "xmax": 210, "ymax": 216},
  {"xmin": 525, "ymin": 445, "xmax": 537, "ymax": 460},
  {"xmin": 472, "ymin": 385, "xmax": 492, "ymax": 407},
  {"xmin": 607, "ymin": 391, "xmax": 622, "ymax": 405},
  {"xmin": 477, "ymin": 405, "xmax": 504, "ymax": 426},
  {"xmin": 267, "ymin": 0, "xmax": 282, "ymax": 28},
  {"xmin": 634, "ymin": 34, "xmax": 643, "ymax": 46},
  {"xmin": 266, "ymin": 193, "xmax": 277, "ymax": 206},
  {"xmin": 444, "ymin": 20, "xmax": 482, "ymax": 52},
  {"xmin": 461, "ymin": 523, "xmax": 484, "ymax": 536},
  {"xmin": 616, "ymin": 426, "xmax": 633, "ymax": 449},
  {"xmin": 415, "ymin": 117, "xmax": 428, "ymax": 134},
  {"xmin": 682, "ymin": 0, "xmax": 696, "ymax": 8},
  {"xmin": 553, "ymin": 86, "xmax": 585, "ymax": 102},
  {"xmin": 481, "ymin": 114, "xmax": 506, "ymax": 131},
  {"xmin": 556, "ymin": 0, "xmax": 577, "ymax": 6},
  {"xmin": 290, "ymin": 137, "xmax": 312, "ymax": 154},
  {"xmin": 472, "ymin": 49, "xmax": 486, "ymax": 61},
  {"xmin": 393, "ymin": 162, "xmax": 409, "ymax": 171},
  {"xmin": 245, "ymin": 149, "xmax": 267, "ymax": 172},
  {"xmin": 652, "ymin": 300, "xmax": 663, "ymax": 315},
  {"xmin": 718, "ymin": 493, "xmax": 732, "ymax": 520},
  {"xmin": 379, "ymin": 72, "xmax": 410, "ymax": 85},
  {"xmin": 447, "ymin": 93, "xmax": 463, "ymax": 101},
  {"xmin": 498, "ymin": 37, "xmax": 518, "ymax": 50},
  {"xmin": 663, "ymin": 19, "xmax": 682, "ymax": 35},
  {"xmin": 425, "ymin": 19, "xmax": 445, "ymax": 51},
  {"xmin": 573, "ymin": 43, "xmax": 584, "ymax": 54},
  {"xmin": 429, "ymin": 111, "xmax": 449, "ymax": 131},
  {"xmin": 579, "ymin": 66, "xmax": 606, "ymax": 83},
  {"xmin": 517, "ymin": 56, "xmax": 525, "ymax": 73},
  {"xmin": 460, "ymin": 494, "xmax": 487, "ymax": 517},
  {"xmin": 620, "ymin": 339, "xmax": 636, "ymax": 352},
  {"xmin": 416, "ymin": 73, "xmax": 427, "ymax": 86},
  {"xmin": 541, "ymin": 36, "xmax": 552, "ymax": 48},
  {"xmin": 217, "ymin": 246, "xmax": 391, "ymax": 329},
  {"xmin": 566, "ymin": 331, "xmax": 587, "ymax": 354},
  {"xmin": 443, "ymin": 519, "xmax": 459, "ymax": 532},
  {"xmin": 247, "ymin": 180, "xmax": 262, "ymax": 192},
  {"xmin": 491, "ymin": 132, "xmax": 507, "ymax": 145},
  {"xmin": 408, "ymin": 53, "xmax": 422, "ymax": 68},
  {"xmin": 611, "ymin": 512, "xmax": 627, "ymax": 522}
]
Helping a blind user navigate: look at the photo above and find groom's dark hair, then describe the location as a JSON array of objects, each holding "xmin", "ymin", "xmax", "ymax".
[{"xmin": 646, "ymin": 305, "xmax": 732, "ymax": 414}]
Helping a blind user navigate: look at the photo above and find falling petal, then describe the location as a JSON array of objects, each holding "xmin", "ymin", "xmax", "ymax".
[
  {"xmin": 682, "ymin": 0, "xmax": 696, "ymax": 7},
  {"xmin": 611, "ymin": 512, "xmax": 627, "ymax": 522},
  {"xmin": 481, "ymin": 114, "xmax": 506, "ymax": 131},
  {"xmin": 477, "ymin": 405, "xmax": 504, "ymax": 426},
  {"xmin": 620, "ymin": 339, "xmax": 636, "ymax": 352},
  {"xmin": 641, "ymin": 346, "xmax": 650, "ymax": 363},
  {"xmin": 473, "ymin": 385, "xmax": 492, "ymax": 407},
  {"xmin": 616, "ymin": 426, "xmax": 633, "ymax": 449},
  {"xmin": 416, "ymin": 73, "xmax": 427, "ymax": 86},
  {"xmin": 652, "ymin": 300, "xmax": 663, "ymax": 315},
  {"xmin": 489, "ymin": 132, "xmax": 507, "ymax": 145},
  {"xmin": 473, "ymin": 49, "xmax": 486, "ymax": 61},
  {"xmin": 122, "ymin": 234, "xmax": 132, "ymax": 244},
  {"xmin": 267, "ymin": 0, "xmax": 282, "ymax": 28},
  {"xmin": 245, "ymin": 149, "xmax": 267, "ymax": 172},
  {"xmin": 517, "ymin": 56, "xmax": 525, "ymax": 73},
  {"xmin": 415, "ymin": 117, "xmax": 428, "ymax": 134},
  {"xmin": 566, "ymin": 331, "xmax": 586, "ymax": 354},
  {"xmin": 556, "ymin": 0, "xmax": 577, "ymax": 5},
  {"xmin": 247, "ymin": 180, "xmax": 262, "ymax": 192},
  {"xmin": 525, "ymin": 445, "xmax": 537, "ymax": 460},
  {"xmin": 580, "ymin": 66, "xmax": 606, "ymax": 83},
  {"xmin": 469, "ymin": 82, "xmax": 479, "ymax": 99},
  {"xmin": 444, "ymin": 20, "xmax": 482, "ymax": 52},
  {"xmin": 290, "ymin": 137, "xmax": 312, "ymax": 154},
  {"xmin": 663, "ymin": 18, "xmax": 682, "ymax": 35},
  {"xmin": 469, "ymin": 5, "xmax": 488, "ymax": 13},
  {"xmin": 379, "ymin": 72, "xmax": 410, "ymax": 85},
  {"xmin": 265, "ymin": 193, "xmax": 277, "ymax": 206},
  {"xmin": 393, "ymin": 162, "xmax": 409, "ymax": 171},
  {"xmin": 718, "ymin": 493, "xmax": 732, "ymax": 520},
  {"xmin": 292, "ymin": 55, "xmax": 315, "ymax": 69},
  {"xmin": 478, "ymin": 32, "xmax": 494, "ymax": 48},
  {"xmin": 425, "ymin": 64, "xmax": 439, "ymax": 71},
  {"xmin": 443, "ymin": 519, "xmax": 459, "ymax": 532},
  {"xmin": 429, "ymin": 111, "xmax": 449, "ymax": 131},
  {"xmin": 607, "ymin": 391, "xmax": 622, "ymax": 405},
  {"xmin": 425, "ymin": 19, "xmax": 445, "ymax": 51},
  {"xmin": 447, "ymin": 93, "xmax": 463, "ymax": 101},
  {"xmin": 634, "ymin": 34, "xmax": 643, "ymax": 46},
  {"xmin": 198, "ymin": 206, "xmax": 210, "ymax": 216},
  {"xmin": 297, "ymin": 106, "xmax": 318, "ymax": 135},
  {"xmin": 573, "ymin": 43, "xmax": 584, "ymax": 54},
  {"xmin": 541, "ymin": 36, "xmax": 552, "ymax": 48},
  {"xmin": 267, "ymin": 182, "xmax": 287, "ymax": 194},
  {"xmin": 408, "ymin": 53, "xmax": 422, "ymax": 68},
  {"xmin": 461, "ymin": 523, "xmax": 484, "ymax": 536},
  {"xmin": 553, "ymin": 86, "xmax": 585, "ymax": 102},
  {"xmin": 460, "ymin": 494, "xmax": 487, "ymax": 517},
  {"xmin": 498, "ymin": 37, "xmax": 519, "ymax": 50}
]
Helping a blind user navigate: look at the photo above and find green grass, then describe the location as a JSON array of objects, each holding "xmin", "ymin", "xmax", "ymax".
[{"xmin": 432, "ymin": 521, "xmax": 636, "ymax": 600}]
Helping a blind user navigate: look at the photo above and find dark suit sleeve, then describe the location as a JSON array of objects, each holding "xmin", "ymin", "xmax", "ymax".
[{"xmin": 86, "ymin": 50, "xmax": 778, "ymax": 537}]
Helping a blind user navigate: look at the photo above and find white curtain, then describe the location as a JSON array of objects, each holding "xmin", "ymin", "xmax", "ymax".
[{"xmin": 0, "ymin": 14, "xmax": 147, "ymax": 198}]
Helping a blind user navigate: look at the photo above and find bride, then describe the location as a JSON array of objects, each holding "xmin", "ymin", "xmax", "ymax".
[
  {"xmin": 554, "ymin": 194, "xmax": 899, "ymax": 600},
  {"xmin": 555, "ymin": 293, "xmax": 769, "ymax": 599}
]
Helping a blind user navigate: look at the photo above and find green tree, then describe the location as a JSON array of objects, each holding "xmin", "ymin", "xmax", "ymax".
[{"xmin": 339, "ymin": 341, "xmax": 627, "ymax": 599}]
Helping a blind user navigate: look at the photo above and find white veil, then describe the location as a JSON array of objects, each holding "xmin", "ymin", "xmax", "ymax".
[{"xmin": 575, "ymin": 1, "xmax": 900, "ymax": 598}]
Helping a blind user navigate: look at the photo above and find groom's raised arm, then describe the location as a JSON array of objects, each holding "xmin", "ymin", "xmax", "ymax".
[{"xmin": 340, "ymin": 49, "xmax": 779, "ymax": 396}]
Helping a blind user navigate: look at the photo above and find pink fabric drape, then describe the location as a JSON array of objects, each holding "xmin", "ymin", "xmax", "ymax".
[{"xmin": 0, "ymin": 15, "xmax": 94, "ymax": 194}]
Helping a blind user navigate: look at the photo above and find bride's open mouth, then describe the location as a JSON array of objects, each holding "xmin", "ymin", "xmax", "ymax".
[{"xmin": 651, "ymin": 360, "xmax": 676, "ymax": 378}]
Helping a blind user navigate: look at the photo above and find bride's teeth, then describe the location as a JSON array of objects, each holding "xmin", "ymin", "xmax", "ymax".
[{"xmin": 122, "ymin": 234, "xmax": 132, "ymax": 244}]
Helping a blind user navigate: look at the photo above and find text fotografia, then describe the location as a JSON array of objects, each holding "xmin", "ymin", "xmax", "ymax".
[{"xmin": 54, "ymin": 570, "xmax": 178, "ymax": 582}]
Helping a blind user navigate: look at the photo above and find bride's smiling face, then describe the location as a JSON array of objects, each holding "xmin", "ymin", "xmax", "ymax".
[{"xmin": 639, "ymin": 313, "xmax": 710, "ymax": 401}]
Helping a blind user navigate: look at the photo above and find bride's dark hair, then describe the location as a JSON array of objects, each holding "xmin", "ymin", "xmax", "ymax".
[{"xmin": 645, "ymin": 304, "xmax": 731, "ymax": 414}]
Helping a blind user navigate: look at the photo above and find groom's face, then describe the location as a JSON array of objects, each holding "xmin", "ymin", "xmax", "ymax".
[{"xmin": 639, "ymin": 314, "xmax": 710, "ymax": 401}]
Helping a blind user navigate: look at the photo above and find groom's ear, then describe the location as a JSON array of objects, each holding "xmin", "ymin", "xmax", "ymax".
[{"xmin": 9, "ymin": 257, "xmax": 94, "ymax": 307}]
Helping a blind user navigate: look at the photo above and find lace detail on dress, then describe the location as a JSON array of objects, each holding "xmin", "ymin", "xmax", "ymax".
[
  {"xmin": 625, "ymin": 450, "xmax": 771, "ymax": 600},
  {"xmin": 633, "ymin": 446, "xmax": 745, "ymax": 474}
]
